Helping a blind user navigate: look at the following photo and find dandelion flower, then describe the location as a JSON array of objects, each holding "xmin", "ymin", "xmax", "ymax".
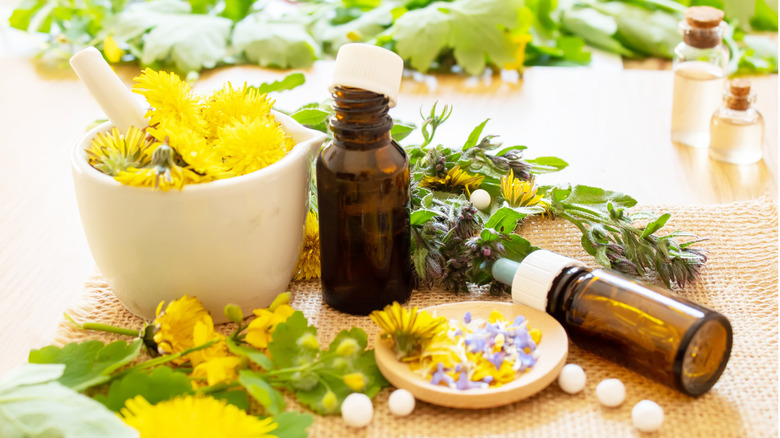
[
  {"xmin": 152, "ymin": 295, "xmax": 214, "ymax": 363},
  {"xmin": 499, "ymin": 170, "xmax": 548, "ymax": 210},
  {"xmin": 148, "ymin": 121, "xmax": 221, "ymax": 177},
  {"xmin": 120, "ymin": 395, "xmax": 277, "ymax": 438},
  {"xmin": 245, "ymin": 304, "xmax": 295, "ymax": 350},
  {"xmin": 114, "ymin": 142, "xmax": 202, "ymax": 191},
  {"xmin": 103, "ymin": 35, "xmax": 124, "ymax": 63},
  {"xmin": 87, "ymin": 126, "xmax": 152, "ymax": 176},
  {"xmin": 294, "ymin": 211, "xmax": 321, "ymax": 280},
  {"xmin": 203, "ymin": 83, "xmax": 274, "ymax": 140},
  {"xmin": 133, "ymin": 68, "xmax": 204, "ymax": 134},
  {"xmin": 420, "ymin": 165, "xmax": 484, "ymax": 196},
  {"xmin": 370, "ymin": 302, "xmax": 447, "ymax": 360},
  {"xmin": 217, "ymin": 116, "xmax": 294, "ymax": 176}
]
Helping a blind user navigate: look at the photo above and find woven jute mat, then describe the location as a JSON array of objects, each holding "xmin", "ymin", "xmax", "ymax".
[{"xmin": 56, "ymin": 196, "xmax": 778, "ymax": 437}]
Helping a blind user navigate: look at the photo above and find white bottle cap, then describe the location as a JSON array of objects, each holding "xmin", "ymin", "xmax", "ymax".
[
  {"xmin": 511, "ymin": 250, "xmax": 586, "ymax": 311},
  {"xmin": 70, "ymin": 47, "xmax": 148, "ymax": 134},
  {"xmin": 330, "ymin": 44, "xmax": 404, "ymax": 108}
]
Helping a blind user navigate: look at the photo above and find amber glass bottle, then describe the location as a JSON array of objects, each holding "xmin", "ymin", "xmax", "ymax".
[
  {"xmin": 317, "ymin": 44, "xmax": 412, "ymax": 315},
  {"xmin": 493, "ymin": 250, "xmax": 732, "ymax": 396}
]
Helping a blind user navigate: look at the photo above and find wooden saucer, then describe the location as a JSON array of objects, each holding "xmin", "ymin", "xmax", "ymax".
[{"xmin": 374, "ymin": 301, "xmax": 568, "ymax": 409}]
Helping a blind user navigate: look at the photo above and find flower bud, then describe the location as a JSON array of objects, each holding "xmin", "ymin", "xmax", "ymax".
[
  {"xmin": 269, "ymin": 292, "xmax": 291, "ymax": 312},
  {"xmin": 297, "ymin": 333, "xmax": 319, "ymax": 350},
  {"xmin": 322, "ymin": 390, "xmax": 339, "ymax": 413},
  {"xmin": 336, "ymin": 338, "xmax": 360, "ymax": 357},
  {"xmin": 224, "ymin": 304, "xmax": 243, "ymax": 324},
  {"xmin": 343, "ymin": 373, "xmax": 366, "ymax": 392}
]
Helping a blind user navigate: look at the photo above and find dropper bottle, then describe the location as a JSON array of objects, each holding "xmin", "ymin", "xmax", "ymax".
[
  {"xmin": 492, "ymin": 250, "xmax": 732, "ymax": 396},
  {"xmin": 709, "ymin": 79, "xmax": 765, "ymax": 164},
  {"xmin": 317, "ymin": 44, "xmax": 412, "ymax": 315}
]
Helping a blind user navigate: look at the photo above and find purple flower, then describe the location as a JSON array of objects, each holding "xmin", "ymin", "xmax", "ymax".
[
  {"xmin": 431, "ymin": 363, "xmax": 454, "ymax": 386},
  {"xmin": 455, "ymin": 371, "xmax": 481, "ymax": 390},
  {"xmin": 489, "ymin": 352, "xmax": 506, "ymax": 369},
  {"xmin": 464, "ymin": 312, "xmax": 472, "ymax": 324},
  {"xmin": 511, "ymin": 315, "xmax": 526, "ymax": 327}
]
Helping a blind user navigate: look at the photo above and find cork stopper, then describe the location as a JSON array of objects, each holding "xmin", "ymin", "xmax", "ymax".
[
  {"xmin": 725, "ymin": 79, "xmax": 754, "ymax": 111},
  {"xmin": 685, "ymin": 6, "xmax": 725, "ymax": 29},
  {"xmin": 682, "ymin": 6, "xmax": 725, "ymax": 49}
]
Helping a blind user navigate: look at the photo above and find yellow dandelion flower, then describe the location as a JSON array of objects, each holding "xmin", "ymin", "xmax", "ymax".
[
  {"xmin": 148, "ymin": 121, "xmax": 221, "ymax": 177},
  {"xmin": 152, "ymin": 295, "xmax": 214, "ymax": 363},
  {"xmin": 216, "ymin": 116, "xmax": 294, "ymax": 176},
  {"xmin": 187, "ymin": 321, "xmax": 230, "ymax": 367},
  {"xmin": 114, "ymin": 142, "xmax": 204, "ymax": 191},
  {"xmin": 499, "ymin": 170, "xmax": 548, "ymax": 210},
  {"xmin": 471, "ymin": 356, "xmax": 518, "ymax": 387},
  {"xmin": 202, "ymin": 83, "xmax": 274, "ymax": 140},
  {"xmin": 133, "ymin": 68, "xmax": 205, "ymax": 134},
  {"xmin": 103, "ymin": 35, "xmax": 124, "ymax": 64},
  {"xmin": 419, "ymin": 165, "xmax": 484, "ymax": 196},
  {"xmin": 370, "ymin": 302, "xmax": 447, "ymax": 360},
  {"xmin": 191, "ymin": 355, "xmax": 243, "ymax": 387},
  {"xmin": 245, "ymin": 304, "xmax": 295, "ymax": 350},
  {"xmin": 87, "ymin": 126, "xmax": 152, "ymax": 176},
  {"xmin": 120, "ymin": 395, "xmax": 277, "ymax": 438},
  {"xmin": 294, "ymin": 211, "xmax": 321, "ymax": 281},
  {"xmin": 343, "ymin": 373, "xmax": 366, "ymax": 391},
  {"xmin": 417, "ymin": 330, "xmax": 460, "ymax": 369}
]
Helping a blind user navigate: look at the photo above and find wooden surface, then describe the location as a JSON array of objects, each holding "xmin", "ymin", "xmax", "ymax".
[
  {"xmin": 0, "ymin": 30, "xmax": 777, "ymax": 377},
  {"xmin": 374, "ymin": 302, "xmax": 568, "ymax": 409}
]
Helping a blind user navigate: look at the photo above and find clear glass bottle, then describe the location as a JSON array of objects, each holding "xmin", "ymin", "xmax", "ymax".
[
  {"xmin": 317, "ymin": 44, "xmax": 412, "ymax": 315},
  {"xmin": 671, "ymin": 6, "xmax": 728, "ymax": 148},
  {"xmin": 493, "ymin": 251, "xmax": 732, "ymax": 396},
  {"xmin": 709, "ymin": 79, "xmax": 764, "ymax": 164}
]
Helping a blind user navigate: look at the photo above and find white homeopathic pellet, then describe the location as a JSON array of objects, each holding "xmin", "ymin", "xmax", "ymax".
[
  {"xmin": 595, "ymin": 378, "xmax": 626, "ymax": 407},
  {"xmin": 632, "ymin": 400, "xmax": 664, "ymax": 433},
  {"xmin": 469, "ymin": 189, "xmax": 491, "ymax": 211},
  {"xmin": 558, "ymin": 364, "xmax": 586, "ymax": 394},
  {"xmin": 341, "ymin": 393, "xmax": 373, "ymax": 428},
  {"xmin": 388, "ymin": 389, "xmax": 415, "ymax": 416}
]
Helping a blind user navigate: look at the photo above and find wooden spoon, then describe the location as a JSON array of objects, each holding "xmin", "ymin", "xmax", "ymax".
[{"xmin": 374, "ymin": 301, "xmax": 568, "ymax": 409}]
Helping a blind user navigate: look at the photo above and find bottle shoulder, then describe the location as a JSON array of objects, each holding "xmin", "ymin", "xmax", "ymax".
[
  {"xmin": 318, "ymin": 140, "xmax": 408, "ymax": 178},
  {"xmin": 712, "ymin": 107, "xmax": 763, "ymax": 125}
]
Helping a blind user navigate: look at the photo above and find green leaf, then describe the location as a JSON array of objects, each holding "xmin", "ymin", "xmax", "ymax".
[
  {"xmin": 221, "ymin": 0, "xmax": 253, "ymax": 21},
  {"xmin": 603, "ymin": 2, "xmax": 681, "ymax": 58},
  {"xmin": 463, "ymin": 119, "xmax": 489, "ymax": 150},
  {"xmin": 291, "ymin": 108, "xmax": 331, "ymax": 126},
  {"xmin": 391, "ymin": 121, "xmax": 416, "ymax": 142},
  {"xmin": 211, "ymin": 389, "xmax": 250, "ymax": 410},
  {"xmin": 353, "ymin": 349, "xmax": 389, "ymax": 397},
  {"xmin": 107, "ymin": 0, "xmax": 232, "ymax": 73},
  {"xmin": 640, "ymin": 213, "xmax": 671, "ymax": 239},
  {"xmin": 502, "ymin": 234, "xmax": 538, "ymax": 261},
  {"xmin": 411, "ymin": 209, "xmax": 440, "ymax": 226},
  {"xmin": 391, "ymin": 0, "xmax": 524, "ymax": 75},
  {"xmin": 28, "ymin": 339, "xmax": 142, "ymax": 392},
  {"xmin": 326, "ymin": 328, "xmax": 369, "ymax": 354},
  {"xmin": 559, "ymin": 185, "xmax": 637, "ymax": 209},
  {"xmin": 8, "ymin": 0, "xmax": 51, "ymax": 32},
  {"xmin": 239, "ymin": 370, "xmax": 286, "ymax": 415},
  {"xmin": 226, "ymin": 337, "xmax": 273, "ymax": 370},
  {"xmin": 494, "ymin": 145, "xmax": 527, "ymax": 156},
  {"xmin": 560, "ymin": 6, "xmax": 634, "ymax": 57},
  {"xmin": 293, "ymin": 374, "xmax": 351, "ymax": 414},
  {"xmin": 310, "ymin": 5, "xmax": 395, "ymax": 53},
  {"xmin": 268, "ymin": 311, "xmax": 318, "ymax": 369},
  {"xmin": 485, "ymin": 207, "xmax": 525, "ymax": 233},
  {"xmin": 233, "ymin": 15, "xmax": 320, "ymax": 69},
  {"xmin": 0, "ymin": 364, "xmax": 137, "ymax": 438},
  {"xmin": 94, "ymin": 367, "xmax": 193, "ymax": 411},
  {"xmin": 527, "ymin": 156, "xmax": 568, "ymax": 174},
  {"xmin": 253, "ymin": 73, "xmax": 306, "ymax": 94},
  {"xmin": 750, "ymin": 0, "xmax": 779, "ymax": 31},
  {"xmin": 269, "ymin": 411, "xmax": 315, "ymax": 438}
]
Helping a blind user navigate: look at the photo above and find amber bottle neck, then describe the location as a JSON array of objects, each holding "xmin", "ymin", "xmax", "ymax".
[
  {"xmin": 330, "ymin": 86, "xmax": 393, "ymax": 150},
  {"xmin": 546, "ymin": 266, "xmax": 591, "ymax": 323}
]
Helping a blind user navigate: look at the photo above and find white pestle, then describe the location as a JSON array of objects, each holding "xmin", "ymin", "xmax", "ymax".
[{"xmin": 69, "ymin": 47, "xmax": 148, "ymax": 134}]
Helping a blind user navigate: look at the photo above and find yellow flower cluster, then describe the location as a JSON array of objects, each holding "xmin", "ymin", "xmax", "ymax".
[
  {"xmin": 294, "ymin": 210, "xmax": 321, "ymax": 281},
  {"xmin": 420, "ymin": 165, "xmax": 484, "ymax": 196},
  {"xmin": 152, "ymin": 293, "xmax": 295, "ymax": 388},
  {"xmin": 372, "ymin": 303, "xmax": 542, "ymax": 390},
  {"xmin": 89, "ymin": 69, "xmax": 294, "ymax": 190}
]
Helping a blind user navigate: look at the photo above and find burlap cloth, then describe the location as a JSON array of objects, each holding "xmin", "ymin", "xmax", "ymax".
[{"xmin": 55, "ymin": 196, "xmax": 778, "ymax": 437}]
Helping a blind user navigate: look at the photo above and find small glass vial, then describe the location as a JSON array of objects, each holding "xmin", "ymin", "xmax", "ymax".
[
  {"xmin": 317, "ymin": 44, "xmax": 413, "ymax": 315},
  {"xmin": 709, "ymin": 79, "xmax": 764, "ymax": 164},
  {"xmin": 671, "ymin": 6, "xmax": 728, "ymax": 148},
  {"xmin": 493, "ymin": 251, "xmax": 732, "ymax": 396}
]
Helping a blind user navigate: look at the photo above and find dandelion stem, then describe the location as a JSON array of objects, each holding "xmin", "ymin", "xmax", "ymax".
[
  {"xmin": 110, "ymin": 339, "xmax": 218, "ymax": 381},
  {"xmin": 196, "ymin": 381, "xmax": 240, "ymax": 395},
  {"xmin": 64, "ymin": 313, "xmax": 141, "ymax": 337}
]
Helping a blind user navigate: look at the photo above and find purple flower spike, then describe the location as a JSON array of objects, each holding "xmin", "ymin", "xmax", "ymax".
[
  {"xmin": 455, "ymin": 371, "xmax": 480, "ymax": 390},
  {"xmin": 483, "ymin": 375, "xmax": 494, "ymax": 384},
  {"xmin": 489, "ymin": 352, "xmax": 506, "ymax": 369},
  {"xmin": 512, "ymin": 315, "xmax": 526, "ymax": 327},
  {"xmin": 464, "ymin": 312, "xmax": 472, "ymax": 324}
]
